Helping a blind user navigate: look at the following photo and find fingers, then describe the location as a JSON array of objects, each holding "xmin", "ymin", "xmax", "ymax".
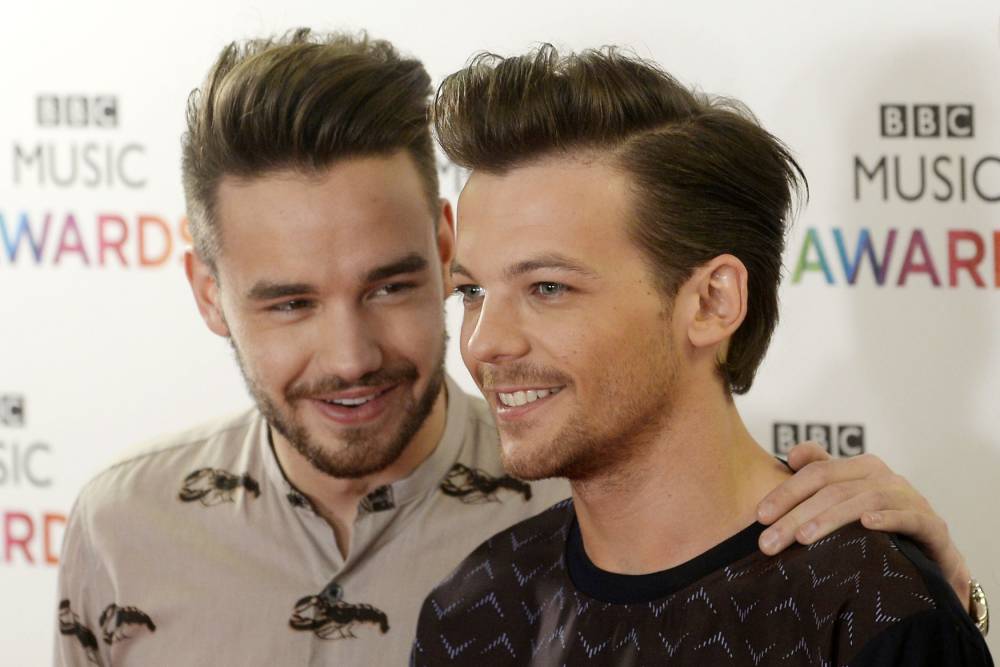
[
  {"xmin": 758, "ymin": 454, "xmax": 920, "ymax": 556},
  {"xmin": 785, "ymin": 441, "xmax": 831, "ymax": 471},
  {"xmin": 757, "ymin": 453, "xmax": 892, "ymax": 525},
  {"xmin": 861, "ymin": 509, "xmax": 948, "ymax": 558},
  {"xmin": 759, "ymin": 481, "xmax": 892, "ymax": 555}
]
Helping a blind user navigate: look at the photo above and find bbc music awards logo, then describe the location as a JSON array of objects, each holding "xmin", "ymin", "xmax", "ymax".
[
  {"xmin": 0, "ymin": 394, "xmax": 65, "ymax": 568},
  {"xmin": 790, "ymin": 102, "xmax": 999, "ymax": 289},
  {"xmin": 772, "ymin": 422, "xmax": 865, "ymax": 458},
  {"xmin": 0, "ymin": 94, "xmax": 190, "ymax": 269}
]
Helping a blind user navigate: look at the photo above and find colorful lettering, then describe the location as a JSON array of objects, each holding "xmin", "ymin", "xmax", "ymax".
[
  {"xmin": 833, "ymin": 228, "xmax": 898, "ymax": 286},
  {"xmin": 947, "ymin": 231, "xmax": 985, "ymax": 288},
  {"xmin": 897, "ymin": 230, "xmax": 941, "ymax": 287},
  {"xmin": 98, "ymin": 214, "xmax": 130, "ymax": 267},
  {"xmin": 138, "ymin": 215, "xmax": 172, "ymax": 267},
  {"xmin": 791, "ymin": 228, "xmax": 833, "ymax": 284},
  {"xmin": 53, "ymin": 213, "xmax": 90, "ymax": 266},
  {"xmin": 4, "ymin": 511, "xmax": 35, "ymax": 564},
  {"xmin": 0, "ymin": 212, "xmax": 51, "ymax": 264}
]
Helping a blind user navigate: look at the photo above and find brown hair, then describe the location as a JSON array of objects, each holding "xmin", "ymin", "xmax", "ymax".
[
  {"xmin": 433, "ymin": 45, "xmax": 805, "ymax": 394},
  {"xmin": 182, "ymin": 28, "xmax": 439, "ymax": 268}
]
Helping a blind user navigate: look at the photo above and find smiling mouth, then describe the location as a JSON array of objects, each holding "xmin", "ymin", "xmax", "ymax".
[
  {"xmin": 316, "ymin": 385, "xmax": 396, "ymax": 408},
  {"xmin": 308, "ymin": 385, "xmax": 401, "ymax": 426},
  {"xmin": 496, "ymin": 387, "xmax": 563, "ymax": 408}
]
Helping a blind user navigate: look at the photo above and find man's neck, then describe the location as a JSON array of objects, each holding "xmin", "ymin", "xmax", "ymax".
[
  {"xmin": 272, "ymin": 386, "xmax": 448, "ymax": 558},
  {"xmin": 571, "ymin": 385, "xmax": 789, "ymax": 576}
]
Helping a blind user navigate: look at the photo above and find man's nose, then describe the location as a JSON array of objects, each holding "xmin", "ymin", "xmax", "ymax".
[
  {"xmin": 464, "ymin": 294, "xmax": 530, "ymax": 365},
  {"xmin": 314, "ymin": 305, "xmax": 384, "ymax": 383}
]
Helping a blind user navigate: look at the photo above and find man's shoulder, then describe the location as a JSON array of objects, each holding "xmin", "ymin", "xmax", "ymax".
[
  {"xmin": 738, "ymin": 522, "xmax": 986, "ymax": 664},
  {"xmin": 774, "ymin": 522, "xmax": 941, "ymax": 598},
  {"xmin": 102, "ymin": 407, "xmax": 260, "ymax": 474},
  {"xmin": 422, "ymin": 499, "xmax": 573, "ymax": 607},
  {"xmin": 413, "ymin": 500, "xmax": 574, "ymax": 663},
  {"xmin": 759, "ymin": 522, "xmax": 941, "ymax": 614},
  {"xmin": 122, "ymin": 407, "xmax": 257, "ymax": 456},
  {"xmin": 76, "ymin": 408, "xmax": 262, "ymax": 515}
]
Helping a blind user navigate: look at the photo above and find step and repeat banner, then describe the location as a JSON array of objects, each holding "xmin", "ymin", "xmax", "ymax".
[{"xmin": 1, "ymin": 0, "xmax": 997, "ymax": 661}]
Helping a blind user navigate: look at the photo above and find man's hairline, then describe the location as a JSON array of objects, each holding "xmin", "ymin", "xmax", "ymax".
[
  {"xmin": 452, "ymin": 145, "xmax": 686, "ymax": 295},
  {"xmin": 193, "ymin": 148, "xmax": 443, "ymax": 274}
]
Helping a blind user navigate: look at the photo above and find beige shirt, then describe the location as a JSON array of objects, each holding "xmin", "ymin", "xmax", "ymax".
[{"xmin": 54, "ymin": 377, "xmax": 569, "ymax": 666}]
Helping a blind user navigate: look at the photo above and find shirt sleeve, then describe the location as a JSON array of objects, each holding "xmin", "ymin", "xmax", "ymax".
[
  {"xmin": 53, "ymin": 490, "xmax": 115, "ymax": 667},
  {"xmin": 849, "ymin": 608, "xmax": 993, "ymax": 667}
]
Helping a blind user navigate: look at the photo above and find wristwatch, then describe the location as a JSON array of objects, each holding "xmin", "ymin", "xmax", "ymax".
[{"xmin": 970, "ymin": 578, "xmax": 989, "ymax": 636}]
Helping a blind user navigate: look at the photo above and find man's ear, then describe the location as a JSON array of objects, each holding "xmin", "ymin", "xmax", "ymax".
[
  {"xmin": 185, "ymin": 250, "xmax": 230, "ymax": 338},
  {"xmin": 436, "ymin": 198, "xmax": 456, "ymax": 296},
  {"xmin": 686, "ymin": 254, "xmax": 748, "ymax": 352}
]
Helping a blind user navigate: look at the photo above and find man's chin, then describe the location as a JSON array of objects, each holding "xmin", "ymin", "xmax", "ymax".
[
  {"xmin": 294, "ymin": 435, "xmax": 406, "ymax": 480},
  {"xmin": 269, "ymin": 407, "xmax": 407, "ymax": 479},
  {"xmin": 499, "ymin": 441, "xmax": 566, "ymax": 482},
  {"xmin": 499, "ymin": 431, "xmax": 613, "ymax": 483}
]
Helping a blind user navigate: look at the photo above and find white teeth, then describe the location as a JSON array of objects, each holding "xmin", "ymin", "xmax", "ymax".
[
  {"xmin": 497, "ymin": 387, "xmax": 561, "ymax": 407},
  {"xmin": 330, "ymin": 395, "xmax": 374, "ymax": 407}
]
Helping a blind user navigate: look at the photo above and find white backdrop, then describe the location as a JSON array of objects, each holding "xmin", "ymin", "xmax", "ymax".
[{"xmin": 1, "ymin": 0, "xmax": 997, "ymax": 661}]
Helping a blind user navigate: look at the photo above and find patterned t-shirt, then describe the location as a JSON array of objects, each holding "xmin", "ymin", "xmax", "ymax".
[
  {"xmin": 53, "ymin": 376, "xmax": 570, "ymax": 666},
  {"xmin": 413, "ymin": 499, "xmax": 992, "ymax": 666}
]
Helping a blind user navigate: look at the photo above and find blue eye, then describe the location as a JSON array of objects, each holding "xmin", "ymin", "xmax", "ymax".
[
  {"xmin": 534, "ymin": 282, "xmax": 568, "ymax": 297},
  {"xmin": 453, "ymin": 284, "xmax": 485, "ymax": 305}
]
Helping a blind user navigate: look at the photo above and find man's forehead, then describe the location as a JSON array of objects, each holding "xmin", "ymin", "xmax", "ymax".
[
  {"xmin": 454, "ymin": 161, "xmax": 634, "ymax": 277},
  {"xmin": 215, "ymin": 154, "xmax": 435, "ymax": 237},
  {"xmin": 458, "ymin": 157, "xmax": 630, "ymax": 228},
  {"xmin": 212, "ymin": 157, "xmax": 439, "ymax": 282}
]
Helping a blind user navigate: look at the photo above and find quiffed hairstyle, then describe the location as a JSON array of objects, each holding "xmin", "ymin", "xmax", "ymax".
[
  {"xmin": 182, "ymin": 28, "xmax": 439, "ymax": 268},
  {"xmin": 433, "ymin": 45, "xmax": 805, "ymax": 395}
]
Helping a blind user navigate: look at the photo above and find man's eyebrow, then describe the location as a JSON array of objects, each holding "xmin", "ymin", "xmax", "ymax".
[
  {"xmin": 504, "ymin": 253, "xmax": 599, "ymax": 280},
  {"xmin": 450, "ymin": 254, "xmax": 599, "ymax": 281},
  {"xmin": 364, "ymin": 253, "xmax": 429, "ymax": 284},
  {"xmin": 450, "ymin": 261, "xmax": 474, "ymax": 278},
  {"xmin": 246, "ymin": 281, "xmax": 316, "ymax": 301}
]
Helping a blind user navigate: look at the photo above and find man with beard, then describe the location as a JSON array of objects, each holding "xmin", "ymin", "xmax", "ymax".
[
  {"xmin": 54, "ymin": 30, "xmax": 982, "ymax": 666},
  {"xmin": 413, "ymin": 47, "xmax": 992, "ymax": 665}
]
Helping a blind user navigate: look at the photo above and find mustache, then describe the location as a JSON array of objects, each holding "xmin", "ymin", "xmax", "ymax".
[
  {"xmin": 479, "ymin": 363, "xmax": 571, "ymax": 390},
  {"xmin": 286, "ymin": 363, "xmax": 419, "ymax": 400}
]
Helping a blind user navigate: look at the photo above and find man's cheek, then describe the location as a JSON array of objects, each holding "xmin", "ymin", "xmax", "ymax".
[
  {"xmin": 250, "ymin": 334, "xmax": 307, "ymax": 379},
  {"xmin": 394, "ymin": 307, "xmax": 445, "ymax": 345},
  {"xmin": 391, "ymin": 327, "xmax": 440, "ymax": 367}
]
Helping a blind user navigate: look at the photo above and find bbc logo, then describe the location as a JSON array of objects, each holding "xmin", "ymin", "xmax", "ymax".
[
  {"xmin": 36, "ymin": 95, "xmax": 118, "ymax": 128},
  {"xmin": 880, "ymin": 104, "xmax": 973, "ymax": 138},
  {"xmin": 0, "ymin": 395, "xmax": 25, "ymax": 428},
  {"xmin": 773, "ymin": 423, "xmax": 865, "ymax": 457}
]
